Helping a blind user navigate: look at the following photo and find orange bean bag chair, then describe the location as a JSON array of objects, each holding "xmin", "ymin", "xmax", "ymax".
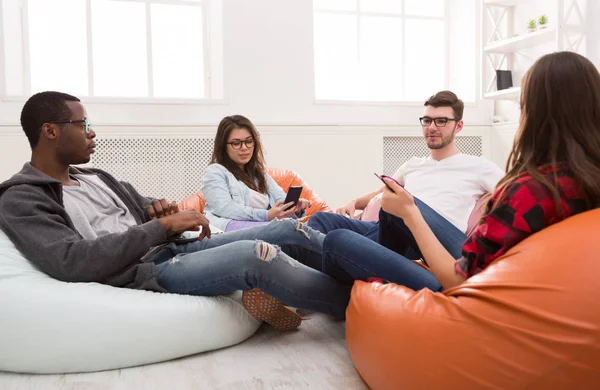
[
  {"xmin": 346, "ymin": 209, "xmax": 600, "ymax": 390},
  {"xmin": 178, "ymin": 167, "xmax": 331, "ymax": 221},
  {"xmin": 266, "ymin": 168, "xmax": 331, "ymax": 220}
]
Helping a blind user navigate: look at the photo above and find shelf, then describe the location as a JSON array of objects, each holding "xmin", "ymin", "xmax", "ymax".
[
  {"xmin": 484, "ymin": 28, "xmax": 556, "ymax": 53},
  {"xmin": 483, "ymin": 0, "xmax": 530, "ymax": 6},
  {"xmin": 483, "ymin": 87, "xmax": 521, "ymax": 100}
]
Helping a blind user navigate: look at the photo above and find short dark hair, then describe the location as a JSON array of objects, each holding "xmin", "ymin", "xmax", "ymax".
[
  {"xmin": 424, "ymin": 90, "xmax": 464, "ymax": 121},
  {"xmin": 20, "ymin": 91, "xmax": 81, "ymax": 149}
]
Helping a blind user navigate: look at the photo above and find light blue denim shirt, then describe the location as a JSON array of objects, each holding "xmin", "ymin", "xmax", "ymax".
[{"xmin": 201, "ymin": 163, "xmax": 288, "ymax": 231}]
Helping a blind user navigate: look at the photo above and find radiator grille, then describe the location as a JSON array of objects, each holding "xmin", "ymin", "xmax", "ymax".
[
  {"xmin": 382, "ymin": 136, "xmax": 483, "ymax": 176},
  {"xmin": 89, "ymin": 135, "xmax": 484, "ymax": 201},
  {"xmin": 90, "ymin": 137, "xmax": 214, "ymax": 201}
]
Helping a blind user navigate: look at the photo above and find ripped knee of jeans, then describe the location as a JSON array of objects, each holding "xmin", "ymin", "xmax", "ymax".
[
  {"xmin": 294, "ymin": 220, "xmax": 310, "ymax": 240},
  {"xmin": 254, "ymin": 241, "xmax": 298, "ymax": 268},
  {"xmin": 255, "ymin": 241, "xmax": 278, "ymax": 262}
]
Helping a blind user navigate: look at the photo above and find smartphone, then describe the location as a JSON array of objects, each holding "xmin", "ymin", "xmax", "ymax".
[
  {"xmin": 283, "ymin": 186, "xmax": 303, "ymax": 211},
  {"xmin": 374, "ymin": 173, "xmax": 401, "ymax": 192},
  {"xmin": 168, "ymin": 234, "xmax": 200, "ymax": 245}
]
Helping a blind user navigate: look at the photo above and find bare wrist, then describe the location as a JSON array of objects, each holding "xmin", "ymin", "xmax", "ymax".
[
  {"xmin": 404, "ymin": 208, "xmax": 423, "ymax": 229},
  {"xmin": 159, "ymin": 216, "xmax": 172, "ymax": 233}
]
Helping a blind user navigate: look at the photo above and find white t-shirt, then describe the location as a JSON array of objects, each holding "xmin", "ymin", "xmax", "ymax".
[
  {"xmin": 248, "ymin": 188, "xmax": 270, "ymax": 210},
  {"xmin": 392, "ymin": 154, "xmax": 504, "ymax": 233}
]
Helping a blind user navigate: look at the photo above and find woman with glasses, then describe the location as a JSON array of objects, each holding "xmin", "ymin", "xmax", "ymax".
[
  {"xmin": 202, "ymin": 115, "xmax": 311, "ymax": 232},
  {"xmin": 321, "ymin": 51, "xmax": 600, "ymax": 292}
]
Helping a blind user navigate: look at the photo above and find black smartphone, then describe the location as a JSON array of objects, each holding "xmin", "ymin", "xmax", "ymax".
[
  {"xmin": 283, "ymin": 186, "xmax": 303, "ymax": 211},
  {"xmin": 374, "ymin": 173, "xmax": 401, "ymax": 192},
  {"xmin": 167, "ymin": 234, "xmax": 199, "ymax": 245}
]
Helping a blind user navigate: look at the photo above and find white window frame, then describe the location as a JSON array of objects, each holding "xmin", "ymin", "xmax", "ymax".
[
  {"xmin": 1, "ymin": 0, "xmax": 221, "ymax": 104},
  {"xmin": 0, "ymin": 3, "xmax": 6, "ymax": 102},
  {"xmin": 312, "ymin": 0, "xmax": 478, "ymax": 106}
]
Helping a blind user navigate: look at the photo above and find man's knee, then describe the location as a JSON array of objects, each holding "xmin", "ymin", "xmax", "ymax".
[
  {"xmin": 234, "ymin": 240, "xmax": 280, "ymax": 263},
  {"xmin": 323, "ymin": 229, "xmax": 356, "ymax": 253},
  {"xmin": 252, "ymin": 241, "xmax": 299, "ymax": 268},
  {"xmin": 255, "ymin": 241, "xmax": 278, "ymax": 262},
  {"xmin": 307, "ymin": 212, "xmax": 327, "ymax": 230}
]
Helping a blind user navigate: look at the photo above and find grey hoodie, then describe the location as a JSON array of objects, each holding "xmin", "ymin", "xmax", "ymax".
[{"xmin": 0, "ymin": 163, "xmax": 167, "ymax": 292}]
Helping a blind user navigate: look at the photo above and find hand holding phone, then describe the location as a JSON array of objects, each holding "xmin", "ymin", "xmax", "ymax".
[
  {"xmin": 374, "ymin": 173, "xmax": 415, "ymax": 220},
  {"xmin": 374, "ymin": 173, "xmax": 401, "ymax": 192},
  {"xmin": 283, "ymin": 186, "xmax": 303, "ymax": 211}
]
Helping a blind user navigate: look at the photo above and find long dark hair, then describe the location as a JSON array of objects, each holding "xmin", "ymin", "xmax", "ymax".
[
  {"xmin": 209, "ymin": 115, "xmax": 268, "ymax": 193},
  {"xmin": 492, "ymin": 51, "xmax": 600, "ymax": 214}
]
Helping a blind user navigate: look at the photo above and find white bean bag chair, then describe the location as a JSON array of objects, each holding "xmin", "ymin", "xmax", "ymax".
[{"xmin": 0, "ymin": 230, "xmax": 260, "ymax": 374}]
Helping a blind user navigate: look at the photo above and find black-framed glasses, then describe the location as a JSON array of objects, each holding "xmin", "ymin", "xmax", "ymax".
[
  {"xmin": 47, "ymin": 119, "xmax": 93, "ymax": 134},
  {"xmin": 227, "ymin": 137, "xmax": 255, "ymax": 150},
  {"xmin": 419, "ymin": 116, "xmax": 458, "ymax": 127}
]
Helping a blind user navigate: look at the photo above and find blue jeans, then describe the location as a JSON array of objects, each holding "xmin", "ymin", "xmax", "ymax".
[
  {"xmin": 308, "ymin": 198, "xmax": 447, "ymax": 259},
  {"xmin": 322, "ymin": 200, "xmax": 467, "ymax": 291},
  {"xmin": 150, "ymin": 219, "xmax": 350, "ymax": 318},
  {"xmin": 378, "ymin": 199, "xmax": 466, "ymax": 260},
  {"xmin": 307, "ymin": 212, "xmax": 379, "ymax": 241}
]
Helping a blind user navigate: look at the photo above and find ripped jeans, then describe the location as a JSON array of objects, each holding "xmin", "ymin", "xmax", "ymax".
[{"xmin": 150, "ymin": 219, "xmax": 351, "ymax": 318}]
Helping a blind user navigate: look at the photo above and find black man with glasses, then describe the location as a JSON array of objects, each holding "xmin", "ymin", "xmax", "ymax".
[{"xmin": 0, "ymin": 92, "xmax": 356, "ymax": 332}]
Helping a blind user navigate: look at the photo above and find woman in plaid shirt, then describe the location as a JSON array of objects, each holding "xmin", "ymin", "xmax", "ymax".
[{"xmin": 322, "ymin": 51, "xmax": 600, "ymax": 291}]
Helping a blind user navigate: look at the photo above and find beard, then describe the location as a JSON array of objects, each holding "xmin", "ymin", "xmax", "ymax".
[{"xmin": 425, "ymin": 125, "xmax": 457, "ymax": 150}]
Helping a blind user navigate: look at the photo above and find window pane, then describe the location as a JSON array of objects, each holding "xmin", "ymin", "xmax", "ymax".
[
  {"xmin": 313, "ymin": 13, "xmax": 358, "ymax": 100},
  {"xmin": 360, "ymin": 0, "xmax": 402, "ymax": 14},
  {"xmin": 28, "ymin": 0, "xmax": 88, "ymax": 95},
  {"xmin": 151, "ymin": 4, "xmax": 204, "ymax": 98},
  {"xmin": 359, "ymin": 16, "xmax": 402, "ymax": 100},
  {"xmin": 4, "ymin": 0, "xmax": 25, "ymax": 95},
  {"xmin": 313, "ymin": 0, "xmax": 357, "ymax": 11},
  {"xmin": 91, "ymin": 0, "xmax": 148, "ymax": 97},
  {"xmin": 404, "ymin": 19, "xmax": 445, "ymax": 101},
  {"xmin": 449, "ymin": 0, "xmax": 476, "ymax": 102},
  {"xmin": 404, "ymin": 0, "xmax": 445, "ymax": 17}
]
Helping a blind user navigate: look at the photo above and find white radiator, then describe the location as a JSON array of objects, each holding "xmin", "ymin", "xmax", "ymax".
[
  {"xmin": 382, "ymin": 136, "xmax": 483, "ymax": 176},
  {"xmin": 90, "ymin": 137, "xmax": 214, "ymax": 201},
  {"xmin": 89, "ymin": 134, "xmax": 484, "ymax": 201}
]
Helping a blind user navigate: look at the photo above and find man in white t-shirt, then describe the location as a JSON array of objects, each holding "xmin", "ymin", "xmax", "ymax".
[{"xmin": 308, "ymin": 90, "xmax": 504, "ymax": 259}]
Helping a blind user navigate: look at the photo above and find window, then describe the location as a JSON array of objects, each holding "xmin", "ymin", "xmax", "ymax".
[
  {"xmin": 313, "ymin": 0, "xmax": 477, "ymax": 102},
  {"xmin": 7, "ymin": 0, "xmax": 210, "ymax": 99}
]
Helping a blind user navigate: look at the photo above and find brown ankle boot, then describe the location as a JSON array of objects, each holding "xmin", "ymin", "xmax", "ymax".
[{"xmin": 242, "ymin": 288, "xmax": 302, "ymax": 331}]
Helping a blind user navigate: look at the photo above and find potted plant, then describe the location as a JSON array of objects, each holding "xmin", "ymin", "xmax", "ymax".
[
  {"xmin": 527, "ymin": 19, "xmax": 537, "ymax": 32},
  {"xmin": 538, "ymin": 14, "xmax": 548, "ymax": 29}
]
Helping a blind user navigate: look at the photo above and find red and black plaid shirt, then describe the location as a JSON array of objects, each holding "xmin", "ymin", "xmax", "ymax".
[{"xmin": 456, "ymin": 162, "xmax": 588, "ymax": 278}]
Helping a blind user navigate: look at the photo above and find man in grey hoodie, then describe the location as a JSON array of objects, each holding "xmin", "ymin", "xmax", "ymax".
[{"xmin": 0, "ymin": 91, "xmax": 351, "ymax": 331}]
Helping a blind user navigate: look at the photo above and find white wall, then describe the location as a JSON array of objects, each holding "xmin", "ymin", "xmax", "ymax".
[
  {"xmin": 0, "ymin": 0, "xmax": 498, "ymax": 208},
  {"xmin": 585, "ymin": 0, "xmax": 600, "ymax": 66}
]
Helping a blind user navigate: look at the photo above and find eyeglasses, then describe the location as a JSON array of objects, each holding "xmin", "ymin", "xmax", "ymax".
[
  {"xmin": 227, "ymin": 137, "xmax": 255, "ymax": 150},
  {"xmin": 47, "ymin": 119, "xmax": 93, "ymax": 134},
  {"xmin": 419, "ymin": 117, "xmax": 458, "ymax": 127}
]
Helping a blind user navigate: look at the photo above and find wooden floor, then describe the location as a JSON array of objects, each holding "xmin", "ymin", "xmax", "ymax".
[{"xmin": 0, "ymin": 314, "xmax": 366, "ymax": 390}]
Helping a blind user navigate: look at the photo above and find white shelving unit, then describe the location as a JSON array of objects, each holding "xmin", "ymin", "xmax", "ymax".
[
  {"xmin": 484, "ymin": 28, "xmax": 556, "ymax": 53},
  {"xmin": 481, "ymin": 0, "xmax": 586, "ymax": 101},
  {"xmin": 484, "ymin": 0, "xmax": 526, "ymax": 6},
  {"xmin": 483, "ymin": 86, "xmax": 521, "ymax": 100}
]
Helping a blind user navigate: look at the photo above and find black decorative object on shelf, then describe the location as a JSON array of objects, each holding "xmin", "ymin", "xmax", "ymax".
[{"xmin": 496, "ymin": 70, "xmax": 513, "ymax": 90}]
